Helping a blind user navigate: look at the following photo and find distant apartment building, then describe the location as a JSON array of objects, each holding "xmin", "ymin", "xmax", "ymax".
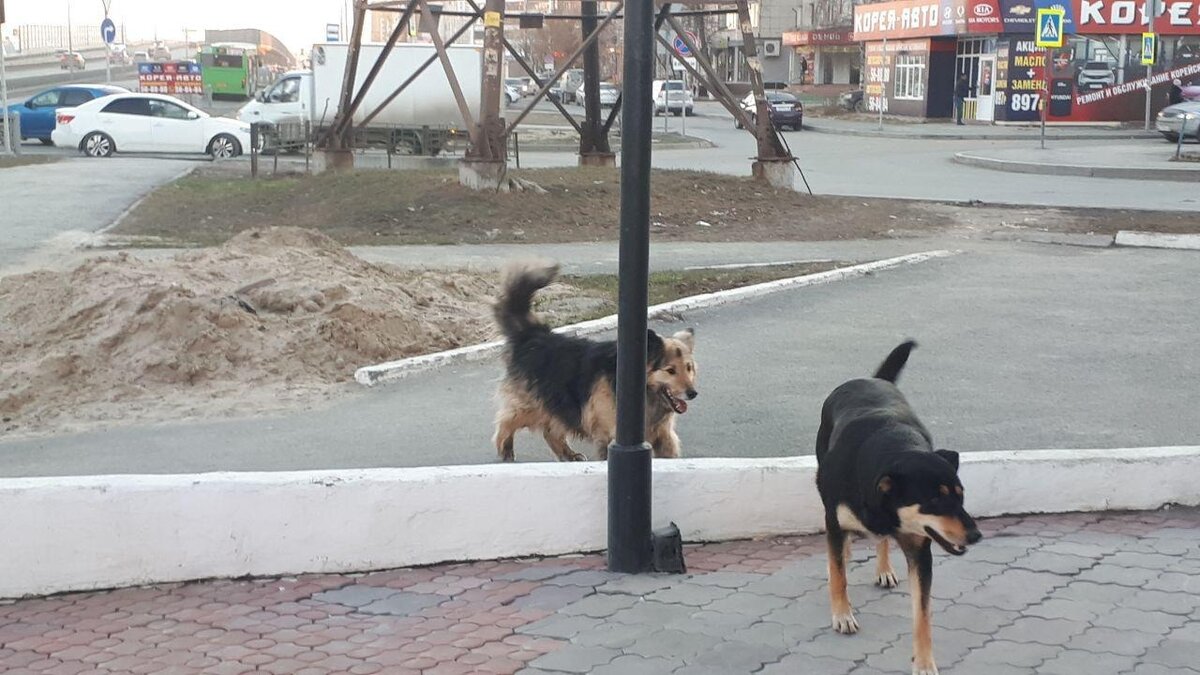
[{"xmin": 705, "ymin": 0, "xmax": 858, "ymax": 85}]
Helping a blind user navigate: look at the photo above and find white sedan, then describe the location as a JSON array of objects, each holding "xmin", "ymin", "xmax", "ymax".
[{"xmin": 52, "ymin": 93, "xmax": 252, "ymax": 159}]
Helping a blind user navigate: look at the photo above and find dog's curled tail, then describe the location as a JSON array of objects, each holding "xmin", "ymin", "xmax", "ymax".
[
  {"xmin": 874, "ymin": 340, "xmax": 917, "ymax": 383},
  {"xmin": 494, "ymin": 258, "xmax": 560, "ymax": 338}
]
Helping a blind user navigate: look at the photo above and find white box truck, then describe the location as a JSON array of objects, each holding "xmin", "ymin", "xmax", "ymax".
[{"xmin": 238, "ymin": 42, "xmax": 482, "ymax": 155}]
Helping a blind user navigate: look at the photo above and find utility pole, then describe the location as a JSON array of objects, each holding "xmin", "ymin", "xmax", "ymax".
[
  {"xmin": 608, "ymin": 0, "xmax": 655, "ymax": 575},
  {"xmin": 460, "ymin": 0, "xmax": 508, "ymax": 188},
  {"xmin": 67, "ymin": 0, "xmax": 73, "ymax": 58},
  {"xmin": 578, "ymin": 0, "xmax": 613, "ymax": 166},
  {"xmin": 1, "ymin": 1, "xmax": 14, "ymax": 156}
]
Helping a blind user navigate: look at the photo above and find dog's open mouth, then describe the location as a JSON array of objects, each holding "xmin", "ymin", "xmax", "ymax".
[
  {"xmin": 662, "ymin": 389, "xmax": 688, "ymax": 414},
  {"xmin": 925, "ymin": 526, "xmax": 968, "ymax": 556}
]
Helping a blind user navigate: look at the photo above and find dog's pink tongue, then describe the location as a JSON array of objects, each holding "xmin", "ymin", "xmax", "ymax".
[{"xmin": 674, "ymin": 399, "xmax": 688, "ymax": 414}]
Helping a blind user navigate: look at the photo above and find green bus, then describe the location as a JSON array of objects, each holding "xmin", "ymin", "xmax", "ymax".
[{"xmin": 198, "ymin": 42, "xmax": 261, "ymax": 99}]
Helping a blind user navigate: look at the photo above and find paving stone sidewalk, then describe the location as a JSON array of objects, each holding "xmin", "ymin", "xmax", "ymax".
[{"xmin": 2, "ymin": 509, "xmax": 1199, "ymax": 674}]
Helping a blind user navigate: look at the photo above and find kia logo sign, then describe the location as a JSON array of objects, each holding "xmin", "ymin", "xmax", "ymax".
[{"xmin": 974, "ymin": 3, "xmax": 994, "ymax": 15}]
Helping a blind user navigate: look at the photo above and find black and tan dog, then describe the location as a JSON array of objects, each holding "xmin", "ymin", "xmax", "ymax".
[
  {"xmin": 492, "ymin": 260, "xmax": 698, "ymax": 462},
  {"xmin": 815, "ymin": 341, "xmax": 981, "ymax": 675}
]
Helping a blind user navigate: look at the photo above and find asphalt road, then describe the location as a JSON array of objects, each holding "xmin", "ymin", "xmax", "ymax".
[
  {"xmin": 0, "ymin": 157, "xmax": 198, "ymax": 271},
  {"xmin": 2, "ymin": 238, "xmax": 1197, "ymax": 477}
]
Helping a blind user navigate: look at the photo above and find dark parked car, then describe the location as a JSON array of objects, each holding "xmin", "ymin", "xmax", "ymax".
[
  {"xmin": 839, "ymin": 89, "xmax": 865, "ymax": 112},
  {"xmin": 3, "ymin": 84, "xmax": 127, "ymax": 144},
  {"xmin": 736, "ymin": 91, "xmax": 804, "ymax": 131}
]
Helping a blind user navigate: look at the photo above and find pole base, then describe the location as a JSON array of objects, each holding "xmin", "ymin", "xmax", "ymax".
[
  {"xmin": 752, "ymin": 158, "xmax": 797, "ymax": 189},
  {"xmin": 651, "ymin": 522, "xmax": 687, "ymax": 574},
  {"xmin": 459, "ymin": 159, "xmax": 509, "ymax": 191},
  {"xmin": 579, "ymin": 152, "xmax": 616, "ymax": 167},
  {"xmin": 607, "ymin": 442, "xmax": 652, "ymax": 574},
  {"xmin": 314, "ymin": 149, "xmax": 355, "ymax": 173}
]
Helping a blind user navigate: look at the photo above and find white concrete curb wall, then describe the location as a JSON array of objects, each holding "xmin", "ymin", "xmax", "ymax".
[
  {"xmin": 354, "ymin": 250, "xmax": 957, "ymax": 386},
  {"xmin": 2, "ymin": 447, "xmax": 1197, "ymax": 599}
]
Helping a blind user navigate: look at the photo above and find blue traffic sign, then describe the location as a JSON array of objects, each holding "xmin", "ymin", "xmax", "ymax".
[
  {"xmin": 101, "ymin": 18, "xmax": 117, "ymax": 45},
  {"xmin": 672, "ymin": 35, "xmax": 690, "ymax": 56},
  {"xmin": 1035, "ymin": 9, "xmax": 1064, "ymax": 48}
]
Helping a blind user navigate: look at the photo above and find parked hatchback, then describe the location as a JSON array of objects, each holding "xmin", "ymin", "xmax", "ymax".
[
  {"xmin": 737, "ymin": 91, "xmax": 804, "ymax": 131},
  {"xmin": 652, "ymin": 79, "xmax": 693, "ymax": 116},
  {"xmin": 4, "ymin": 84, "xmax": 128, "ymax": 144},
  {"xmin": 53, "ymin": 93, "xmax": 252, "ymax": 159}
]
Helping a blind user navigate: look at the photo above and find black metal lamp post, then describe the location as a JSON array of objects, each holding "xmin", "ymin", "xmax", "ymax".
[{"xmin": 607, "ymin": 0, "xmax": 656, "ymax": 575}]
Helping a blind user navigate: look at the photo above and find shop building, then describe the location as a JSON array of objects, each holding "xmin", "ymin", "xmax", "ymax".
[
  {"xmin": 852, "ymin": 0, "xmax": 1200, "ymax": 122},
  {"xmin": 781, "ymin": 28, "xmax": 861, "ymax": 85}
]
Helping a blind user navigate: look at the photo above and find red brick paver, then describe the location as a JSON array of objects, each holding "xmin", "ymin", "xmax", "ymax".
[{"xmin": 1, "ymin": 509, "xmax": 1198, "ymax": 674}]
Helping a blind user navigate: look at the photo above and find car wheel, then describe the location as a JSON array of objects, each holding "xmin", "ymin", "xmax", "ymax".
[
  {"xmin": 1162, "ymin": 133, "xmax": 1179, "ymax": 142},
  {"xmin": 39, "ymin": 138, "xmax": 55, "ymax": 146},
  {"xmin": 82, "ymin": 132, "xmax": 115, "ymax": 157},
  {"xmin": 209, "ymin": 134, "xmax": 242, "ymax": 159}
]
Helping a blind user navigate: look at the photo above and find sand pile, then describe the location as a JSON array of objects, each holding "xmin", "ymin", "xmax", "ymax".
[{"xmin": 0, "ymin": 228, "xmax": 524, "ymax": 436}]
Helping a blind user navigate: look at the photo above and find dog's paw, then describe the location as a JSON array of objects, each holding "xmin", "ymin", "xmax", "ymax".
[
  {"xmin": 567, "ymin": 452, "xmax": 587, "ymax": 462},
  {"xmin": 831, "ymin": 612, "xmax": 859, "ymax": 634},
  {"xmin": 912, "ymin": 662, "xmax": 939, "ymax": 675},
  {"xmin": 499, "ymin": 449, "xmax": 515, "ymax": 462},
  {"xmin": 876, "ymin": 571, "xmax": 899, "ymax": 588}
]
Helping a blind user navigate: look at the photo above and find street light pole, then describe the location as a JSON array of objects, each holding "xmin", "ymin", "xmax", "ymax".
[{"xmin": 608, "ymin": 0, "xmax": 655, "ymax": 574}]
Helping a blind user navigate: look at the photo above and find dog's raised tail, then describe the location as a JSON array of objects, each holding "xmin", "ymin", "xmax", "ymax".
[
  {"xmin": 874, "ymin": 340, "xmax": 917, "ymax": 383},
  {"xmin": 494, "ymin": 259, "xmax": 560, "ymax": 338}
]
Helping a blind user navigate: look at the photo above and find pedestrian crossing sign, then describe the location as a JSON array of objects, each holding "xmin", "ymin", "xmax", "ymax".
[
  {"xmin": 1036, "ymin": 9, "xmax": 1065, "ymax": 48},
  {"xmin": 1141, "ymin": 33, "xmax": 1156, "ymax": 65}
]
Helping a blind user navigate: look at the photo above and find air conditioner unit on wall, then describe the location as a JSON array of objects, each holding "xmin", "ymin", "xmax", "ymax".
[{"xmin": 762, "ymin": 40, "xmax": 782, "ymax": 57}]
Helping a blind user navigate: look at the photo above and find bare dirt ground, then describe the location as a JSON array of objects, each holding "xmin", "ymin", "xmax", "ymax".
[
  {"xmin": 111, "ymin": 167, "xmax": 1200, "ymax": 248},
  {"xmin": 0, "ymin": 228, "xmax": 835, "ymax": 438}
]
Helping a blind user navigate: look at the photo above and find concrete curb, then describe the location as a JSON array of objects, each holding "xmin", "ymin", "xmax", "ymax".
[
  {"xmin": 805, "ymin": 121, "xmax": 1159, "ymax": 141},
  {"xmin": 1114, "ymin": 230, "xmax": 1200, "ymax": 250},
  {"xmin": 1, "ymin": 445, "xmax": 1196, "ymax": 598},
  {"xmin": 953, "ymin": 151, "xmax": 1200, "ymax": 182},
  {"xmin": 353, "ymin": 249, "xmax": 957, "ymax": 386}
]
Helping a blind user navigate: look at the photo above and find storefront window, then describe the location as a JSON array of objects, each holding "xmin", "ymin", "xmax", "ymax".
[{"xmin": 894, "ymin": 54, "xmax": 926, "ymax": 99}]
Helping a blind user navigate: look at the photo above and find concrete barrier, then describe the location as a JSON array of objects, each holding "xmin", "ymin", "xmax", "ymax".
[
  {"xmin": 1114, "ymin": 230, "xmax": 1200, "ymax": 251},
  {"xmin": 1, "ymin": 446, "xmax": 1197, "ymax": 599}
]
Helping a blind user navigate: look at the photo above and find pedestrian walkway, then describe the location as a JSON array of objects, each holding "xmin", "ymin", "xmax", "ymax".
[
  {"xmin": 2, "ymin": 508, "xmax": 1197, "ymax": 674},
  {"xmin": 805, "ymin": 116, "xmax": 1160, "ymax": 141},
  {"xmin": 955, "ymin": 143, "xmax": 1200, "ymax": 182}
]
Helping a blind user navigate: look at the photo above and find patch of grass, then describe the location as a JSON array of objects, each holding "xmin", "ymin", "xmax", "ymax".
[
  {"xmin": 0, "ymin": 155, "xmax": 58, "ymax": 170},
  {"xmin": 545, "ymin": 261, "xmax": 842, "ymax": 326},
  {"xmin": 111, "ymin": 167, "xmax": 955, "ymax": 247}
]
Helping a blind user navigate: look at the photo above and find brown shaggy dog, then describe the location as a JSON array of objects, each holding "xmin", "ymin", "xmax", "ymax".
[{"xmin": 492, "ymin": 260, "xmax": 698, "ymax": 462}]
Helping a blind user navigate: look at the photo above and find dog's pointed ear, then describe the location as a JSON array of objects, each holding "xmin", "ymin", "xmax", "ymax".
[
  {"xmin": 935, "ymin": 449, "xmax": 960, "ymax": 471},
  {"xmin": 646, "ymin": 329, "xmax": 665, "ymax": 366},
  {"xmin": 673, "ymin": 327, "xmax": 695, "ymax": 352}
]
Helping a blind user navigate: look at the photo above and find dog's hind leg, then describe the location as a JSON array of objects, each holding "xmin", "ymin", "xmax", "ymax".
[
  {"xmin": 493, "ymin": 410, "xmax": 522, "ymax": 462},
  {"xmin": 543, "ymin": 430, "xmax": 587, "ymax": 462},
  {"xmin": 825, "ymin": 515, "xmax": 858, "ymax": 634},
  {"xmin": 876, "ymin": 539, "xmax": 899, "ymax": 588},
  {"xmin": 899, "ymin": 535, "xmax": 937, "ymax": 675}
]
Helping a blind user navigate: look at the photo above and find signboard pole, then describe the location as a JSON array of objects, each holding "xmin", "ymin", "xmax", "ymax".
[
  {"xmin": 878, "ymin": 37, "xmax": 886, "ymax": 130},
  {"xmin": 1040, "ymin": 48, "xmax": 1047, "ymax": 150},
  {"xmin": 0, "ymin": 14, "xmax": 12, "ymax": 156}
]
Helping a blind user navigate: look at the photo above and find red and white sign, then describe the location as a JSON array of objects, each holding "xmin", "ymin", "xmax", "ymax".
[
  {"xmin": 1077, "ymin": 0, "xmax": 1200, "ymax": 34},
  {"xmin": 782, "ymin": 28, "xmax": 855, "ymax": 45}
]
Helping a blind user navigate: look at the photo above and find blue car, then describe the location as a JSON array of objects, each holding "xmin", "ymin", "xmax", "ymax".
[{"xmin": 4, "ymin": 84, "xmax": 128, "ymax": 145}]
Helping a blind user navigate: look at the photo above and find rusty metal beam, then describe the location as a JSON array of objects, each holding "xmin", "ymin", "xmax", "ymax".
[
  {"xmin": 324, "ymin": 0, "xmax": 368, "ymax": 148},
  {"xmin": 734, "ymin": 0, "xmax": 788, "ymax": 160},
  {"xmin": 470, "ymin": 0, "xmax": 506, "ymax": 161},
  {"xmin": 501, "ymin": 0, "xmax": 623, "ymax": 140},
  {"xmin": 601, "ymin": 2, "xmax": 672, "ymax": 136},
  {"xmin": 502, "ymin": 38, "xmax": 583, "ymax": 134},
  {"xmin": 579, "ymin": 0, "xmax": 610, "ymax": 157},
  {"xmin": 421, "ymin": 0, "xmax": 478, "ymax": 138},
  {"xmin": 360, "ymin": 16, "xmax": 477, "ymax": 127},
  {"xmin": 334, "ymin": 0, "xmax": 419, "ymax": 137},
  {"xmin": 662, "ymin": 13, "xmax": 755, "ymax": 132}
]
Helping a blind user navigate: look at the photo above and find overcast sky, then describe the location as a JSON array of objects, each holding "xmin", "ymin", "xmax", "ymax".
[{"xmin": 4, "ymin": 0, "xmax": 351, "ymax": 54}]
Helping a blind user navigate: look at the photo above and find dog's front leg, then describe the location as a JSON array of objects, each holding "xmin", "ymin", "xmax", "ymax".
[
  {"xmin": 543, "ymin": 431, "xmax": 587, "ymax": 462},
  {"xmin": 876, "ymin": 539, "xmax": 899, "ymax": 588},
  {"xmin": 825, "ymin": 516, "xmax": 858, "ymax": 634},
  {"xmin": 899, "ymin": 535, "xmax": 937, "ymax": 675},
  {"xmin": 649, "ymin": 427, "xmax": 682, "ymax": 459}
]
